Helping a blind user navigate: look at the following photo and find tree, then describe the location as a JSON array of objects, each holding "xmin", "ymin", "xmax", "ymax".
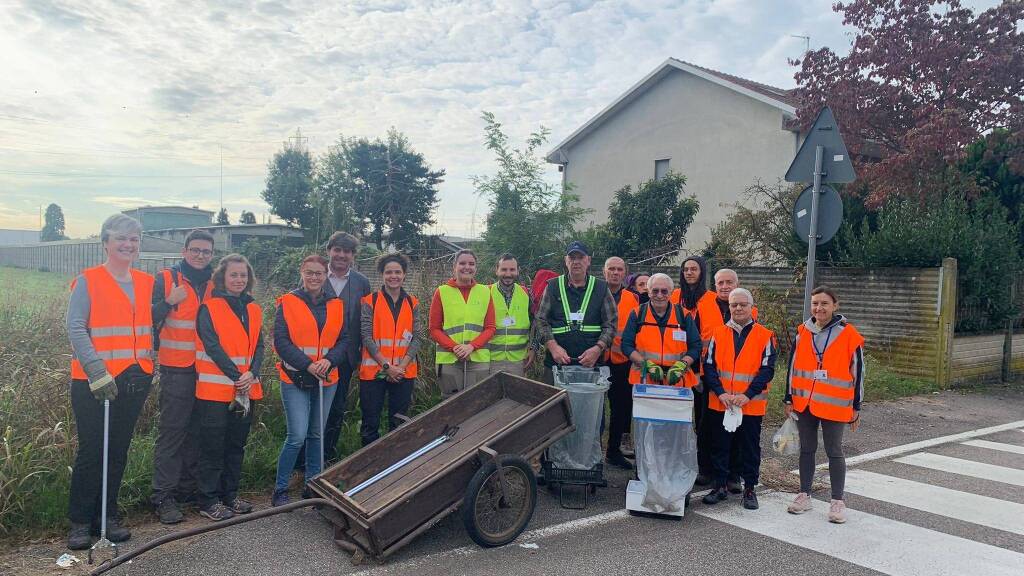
[
  {"xmin": 216, "ymin": 208, "xmax": 230, "ymax": 225},
  {"xmin": 794, "ymin": 0, "xmax": 1024, "ymax": 206},
  {"xmin": 315, "ymin": 128, "xmax": 443, "ymax": 250},
  {"xmin": 959, "ymin": 129, "xmax": 1024, "ymax": 250},
  {"xmin": 586, "ymin": 173, "xmax": 698, "ymax": 262},
  {"xmin": 40, "ymin": 203, "xmax": 66, "ymax": 241},
  {"xmin": 704, "ymin": 181, "xmax": 805, "ymax": 266},
  {"xmin": 262, "ymin": 138, "xmax": 315, "ymax": 233},
  {"xmin": 239, "ymin": 210, "xmax": 257, "ymax": 224},
  {"xmin": 475, "ymin": 111, "xmax": 588, "ymax": 275}
]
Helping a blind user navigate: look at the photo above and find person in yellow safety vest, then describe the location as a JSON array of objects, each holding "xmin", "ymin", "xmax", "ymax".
[
  {"xmin": 359, "ymin": 253, "xmax": 421, "ymax": 446},
  {"xmin": 602, "ymin": 256, "xmax": 640, "ymax": 469},
  {"xmin": 65, "ymin": 214, "xmax": 154, "ymax": 550},
  {"xmin": 150, "ymin": 228, "xmax": 216, "ymax": 525},
  {"xmin": 429, "ymin": 249, "xmax": 496, "ymax": 397},
  {"xmin": 487, "ymin": 253, "xmax": 535, "ymax": 377},
  {"xmin": 534, "ymin": 241, "xmax": 617, "ymax": 384},
  {"xmin": 194, "ymin": 254, "xmax": 264, "ymax": 522},
  {"xmin": 701, "ymin": 288, "xmax": 777, "ymax": 511},
  {"xmin": 785, "ymin": 285, "xmax": 865, "ymax": 524}
]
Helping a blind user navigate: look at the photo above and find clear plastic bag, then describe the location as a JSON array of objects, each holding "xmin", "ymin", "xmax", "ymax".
[
  {"xmin": 634, "ymin": 420, "xmax": 697, "ymax": 513},
  {"xmin": 772, "ymin": 416, "xmax": 800, "ymax": 456},
  {"xmin": 547, "ymin": 366, "xmax": 610, "ymax": 470}
]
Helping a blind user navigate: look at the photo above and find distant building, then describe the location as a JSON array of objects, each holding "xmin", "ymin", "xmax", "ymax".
[
  {"xmin": 0, "ymin": 229, "xmax": 41, "ymax": 246},
  {"xmin": 121, "ymin": 206, "xmax": 214, "ymax": 231},
  {"xmin": 144, "ymin": 223, "xmax": 305, "ymax": 251}
]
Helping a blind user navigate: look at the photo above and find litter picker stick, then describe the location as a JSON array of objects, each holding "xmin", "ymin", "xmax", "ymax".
[
  {"xmin": 318, "ymin": 377, "xmax": 326, "ymax": 475},
  {"xmin": 345, "ymin": 426, "xmax": 459, "ymax": 497},
  {"xmin": 88, "ymin": 399, "xmax": 117, "ymax": 564}
]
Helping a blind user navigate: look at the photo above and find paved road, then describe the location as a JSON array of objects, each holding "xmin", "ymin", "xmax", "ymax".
[{"xmin": 6, "ymin": 386, "xmax": 1024, "ymax": 576}]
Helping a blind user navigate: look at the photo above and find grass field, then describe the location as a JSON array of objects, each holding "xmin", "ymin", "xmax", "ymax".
[{"xmin": 0, "ymin": 265, "xmax": 941, "ymax": 540}]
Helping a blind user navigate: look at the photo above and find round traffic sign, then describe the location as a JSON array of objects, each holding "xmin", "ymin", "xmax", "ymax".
[{"xmin": 792, "ymin": 184, "xmax": 843, "ymax": 245}]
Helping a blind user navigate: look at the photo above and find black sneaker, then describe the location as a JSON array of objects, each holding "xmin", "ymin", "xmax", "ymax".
[
  {"xmin": 694, "ymin": 473, "xmax": 711, "ymax": 486},
  {"xmin": 224, "ymin": 498, "xmax": 253, "ymax": 514},
  {"xmin": 606, "ymin": 451, "xmax": 633, "ymax": 470},
  {"xmin": 89, "ymin": 517, "xmax": 131, "ymax": 542},
  {"xmin": 67, "ymin": 523, "xmax": 91, "ymax": 550},
  {"xmin": 155, "ymin": 497, "xmax": 183, "ymax": 524},
  {"xmin": 702, "ymin": 487, "xmax": 728, "ymax": 505},
  {"xmin": 199, "ymin": 502, "xmax": 235, "ymax": 522},
  {"xmin": 743, "ymin": 488, "xmax": 759, "ymax": 510}
]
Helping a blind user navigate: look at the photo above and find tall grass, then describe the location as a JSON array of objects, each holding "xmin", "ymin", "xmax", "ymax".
[{"xmin": 0, "ymin": 266, "xmax": 442, "ymax": 540}]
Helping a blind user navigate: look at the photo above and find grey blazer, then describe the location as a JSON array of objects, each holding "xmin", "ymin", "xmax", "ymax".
[{"xmin": 326, "ymin": 269, "xmax": 372, "ymax": 372}]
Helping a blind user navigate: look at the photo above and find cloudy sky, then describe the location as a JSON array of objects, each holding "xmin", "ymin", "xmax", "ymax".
[{"xmin": 0, "ymin": 0, "xmax": 1001, "ymax": 238}]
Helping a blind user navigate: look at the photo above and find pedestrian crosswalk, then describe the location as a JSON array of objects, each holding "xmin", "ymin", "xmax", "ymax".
[{"xmin": 696, "ymin": 424, "xmax": 1024, "ymax": 576}]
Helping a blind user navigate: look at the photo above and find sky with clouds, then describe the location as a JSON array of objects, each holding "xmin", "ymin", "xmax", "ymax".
[{"xmin": 0, "ymin": 0, "xmax": 1001, "ymax": 238}]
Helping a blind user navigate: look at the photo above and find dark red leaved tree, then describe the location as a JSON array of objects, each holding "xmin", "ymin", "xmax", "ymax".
[{"xmin": 793, "ymin": 0, "xmax": 1024, "ymax": 205}]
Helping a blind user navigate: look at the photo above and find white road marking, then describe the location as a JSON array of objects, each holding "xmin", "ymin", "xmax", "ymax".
[
  {"xmin": 793, "ymin": 420, "xmax": 1024, "ymax": 472},
  {"xmin": 962, "ymin": 439, "xmax": 1024, "ymax": 455},
  {"xmin": 696, "ymin": 491, "xmax": 1024, "ymax": 576},
  {"xmin": 894, "ymin": 452, "xmax": 1024, "ymax": 487},
  {"xmin": 844, "ymin": 469, "xmax": 1024, "ymax": 536}
]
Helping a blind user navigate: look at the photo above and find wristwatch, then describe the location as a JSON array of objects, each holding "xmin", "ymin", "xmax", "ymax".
[{"xmin": 382, "ymin": 362, "xmax": 391, "ymax": 370}]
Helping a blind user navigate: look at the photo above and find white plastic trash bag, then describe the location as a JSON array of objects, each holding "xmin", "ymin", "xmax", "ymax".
[
  {"xmin": 772, "ymin": 415, "xmax": 800, "ymax": 456},
  {"xmin": 548, "ymin": 366, "xmax": 610, "ymax": 470},
  {"xmin": 634, "ymin": 419, "xmax": 697, "ymax": 513}
]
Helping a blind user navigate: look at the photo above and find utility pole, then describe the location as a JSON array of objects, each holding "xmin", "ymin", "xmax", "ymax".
[
  {"xmin": 288, "ymin": 128, "xmax": 308, "ymax": 152},
  {"xmin": 791, "ymin": 34, "xmax": 810, "ymax": 55},
  {"xmin": 219, "ymin": 144, "xmax": 223, "ymax": 213}
]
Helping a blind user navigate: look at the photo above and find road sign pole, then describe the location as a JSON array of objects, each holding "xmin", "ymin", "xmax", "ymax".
[{"xmin": 803, "ymin": 145, "xmax": 824, "ymax": 318}]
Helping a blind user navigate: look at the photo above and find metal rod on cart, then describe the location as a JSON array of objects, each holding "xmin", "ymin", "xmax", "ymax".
[{"xmin": 345, "ymin": 429, "xmax": 456, "ymax": 497}]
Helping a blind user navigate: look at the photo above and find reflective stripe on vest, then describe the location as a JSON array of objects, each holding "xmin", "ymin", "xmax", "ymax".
[
  {"xmin": 695, "ymin": 291, "xmax": 758, "ymax": 357},
  {"xmin": 70, "ymin": 265, "xmax": 154, "ymax": 379},
  {"xmin": 609, "ymin": 289, "xmax": 639, "ymax": 364},
  {"xmin": 487, "ymin": 283, "xmax": 531, "ymax": 362},
  {"xmin": 195, "ymin": 297, "xmax": 263, "ymax": 403},
  {"xmin": 157, "ymin": 268, "xmax": 214, "ymax": 368},
  {"xmin": 789, "ymin": 322, "xmax": 864, "ymax": 422},
  {"xmin": 274, "ymin": 293, "xmax": 343, "ymax": 386},
  {"xmin": 707, "ymin": 323, "xmax": 774, "ymax": 416},
  {"xmin": 435, "ymin": 283, "xmax": 490, "ymax": 364},
  {"xmin": 360, "ymin": 291, "xmax": 419, "ymax": 380},
  {"xmin": 550, "ymin": 275, "xmax": 601, "ymax": 334},
  {"xmin": 627, "ymin": 303, "xmax": 697, "ymax": 388}
]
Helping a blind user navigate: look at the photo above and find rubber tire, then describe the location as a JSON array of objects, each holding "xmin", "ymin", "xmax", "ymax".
[{"xmin": 462, "ymin": 454, "xmax": 537, "ymax": 548}]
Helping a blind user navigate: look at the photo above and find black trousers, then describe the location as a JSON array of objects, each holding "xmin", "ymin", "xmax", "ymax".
[
  {"xmin": 607, "ymin": 362, "xmax": 632, "ymax": 455},
  {"xmin": 359, "ymin": 378, "xmax": 414, "ymax": 446},
  {"xmin": 696, "ymin": 385, "xmax": 740, "ymax": 477},
  {"xmin": 196, "ymin": 399, "xmax": 253, "ymax": 508},
  {"xmin": 318, "ymin": 363, "xmax": 355, "ymax": 465},
  {"xmin": 708, "ymin": 409, "xmax": 763, "ymax": 488},
  {"xmin": 68, "ymin": 366, "xmax": 152, "ymax": 524},
  {"xmin": 150, "ymin": 367, "xmax": 200, "ymax": 504}
]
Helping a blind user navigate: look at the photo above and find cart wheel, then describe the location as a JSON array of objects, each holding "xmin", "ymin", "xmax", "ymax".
[{"xmin": 463, "ymin": 454, "xmax": 537, "ymax": 548}]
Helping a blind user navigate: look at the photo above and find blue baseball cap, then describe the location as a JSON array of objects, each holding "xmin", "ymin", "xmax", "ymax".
[{"xmin": 565, "ymin": 240, "xmax": 590, "ymax": 256}]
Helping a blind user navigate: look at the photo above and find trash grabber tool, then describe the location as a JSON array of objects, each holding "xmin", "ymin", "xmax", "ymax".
[
  {"xmin": 89, "ymin": 398, "xmax": 118, "ymax": 564},
  {"xmin": 318, "ymin": 377, "xmax": 326, "ymax": 475}
]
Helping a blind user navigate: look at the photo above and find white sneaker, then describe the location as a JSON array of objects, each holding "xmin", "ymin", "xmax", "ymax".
[
  {"xmin": 787, "ymin": 492, "xmax": 813, "ymax": 514},
  {"xmin": 828, "ymin": 499, "xmax": 847, "ymax": 524}
]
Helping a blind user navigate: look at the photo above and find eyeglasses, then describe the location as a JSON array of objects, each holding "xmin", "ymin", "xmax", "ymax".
[
  {"xmin": 187, "ymin": 248, "xmax": 214, "ymax": 257},
  {"xmin": 649, "ymin": 288, "xmax": 670, "ymax": 295},
  {"xmin": 302, "ymin": 270, "xmax": 326, "ymax": 278}
]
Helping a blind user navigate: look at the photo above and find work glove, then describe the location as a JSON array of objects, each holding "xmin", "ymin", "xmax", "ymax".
[
  {"xmin": 374, "ymin": 368, "xmax": 388, "ymax": 381},
  {"xmin": 644, "ymin": 361, "xmax": 664, "ymax": 384},
  {"xmin": 666, "ymin": 361, "xmax": 688, "ymax": 386},
  {"xmin": 229, "ymin": 391, "xmax": 251, "ymax": 418},
  {"xmin": 89, "ymin": 372, "xmax": 118, "ymax": 401}
]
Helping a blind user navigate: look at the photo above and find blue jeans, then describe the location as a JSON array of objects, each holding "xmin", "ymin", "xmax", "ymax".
[{"xmin": 274, "ymin": 381, "xmax": 338, "ymax": 493}]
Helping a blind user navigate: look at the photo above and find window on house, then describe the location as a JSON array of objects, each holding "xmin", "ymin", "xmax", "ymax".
[{"xmin": 655, "ymin": 159, "xmax": 670, "ymax": 181}]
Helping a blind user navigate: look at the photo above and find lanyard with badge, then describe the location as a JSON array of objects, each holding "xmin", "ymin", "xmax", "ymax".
[{"xmin": 811, "ymin": 325, "xmax": 835, "ymax": 381}]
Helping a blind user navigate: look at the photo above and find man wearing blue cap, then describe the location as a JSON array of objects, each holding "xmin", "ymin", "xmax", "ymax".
[{"xmin": 535, "ymin": 240, "xmax": 617, "ymax": 385}]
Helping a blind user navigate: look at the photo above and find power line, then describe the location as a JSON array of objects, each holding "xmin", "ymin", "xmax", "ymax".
[
  {"xmin": 0, "ymin": 144, "xmax": 268, "ymax": 162},
  {"xmin": 0, "ymin": 169, "xmax": 263, "ymax": 179}
]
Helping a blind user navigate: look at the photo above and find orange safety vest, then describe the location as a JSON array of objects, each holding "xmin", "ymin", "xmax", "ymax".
[
  {"xmin": 195, "ymin": 297, "xmax": 263, "ymax": 402},
  {"xmin": 157, "ymin": 268, "xmax": 214, "ymax": 368},
  {"xmin": 608, "ymin": 288, "xmax": 639, "ymax": 364},
  {"xmin": 359, "ymin": 292, "xmax": 419, "ymax": 380},
  {"xmin": 275, "ymin": 293, "xmax": 343, "ymax": 386},
  {"xmin": 707, "ymin": 323, "xmax": 774, "ymax": 416},
  {"xmin": 789, "ymin": 322, "xmax": 864, "ymax": 422},
  {"xmin": 627, "ymin": 303, "xmax": 698, "ymax": 388},
  {"xmin": 694, "ymin": 292, "xmax": 757, "ymax": 357},
  {"xmin": 70, "ymin": 265, "xmax": 154, "ymax": 379}
]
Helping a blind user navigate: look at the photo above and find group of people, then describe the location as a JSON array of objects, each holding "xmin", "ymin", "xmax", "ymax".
[{"xmin": 64, "ymin": 214, "xmax": 865, "ymax": 552}]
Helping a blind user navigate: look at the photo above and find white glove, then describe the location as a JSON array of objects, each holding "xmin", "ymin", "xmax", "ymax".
[{"xmin": 722, "ymin": 405, "xmax": 743, "ymax": 432}]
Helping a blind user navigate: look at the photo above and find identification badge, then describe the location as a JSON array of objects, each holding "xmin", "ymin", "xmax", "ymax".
[
  {"xmin": 814, "ymin": 369, "xmax": 828, "ymax": 380},
  {"xmin": 402, "ymin": 330, "xmax": 413, "ymax": 342},
  {"xmin": 671, "ymin": 330, "xmax": 685, "ymax": 342},
  {"xmin": 502, "ymin": 316, "xmax": 515, "ymax": 327},
  {"xmin": 569, "ymin": 312, "xmax": 584, "ymax": 322}
]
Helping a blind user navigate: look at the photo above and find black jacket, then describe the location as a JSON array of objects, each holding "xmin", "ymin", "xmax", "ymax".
[{"xmin": 196, "ymin": 289, "xmax": 265, "ymax": 381}]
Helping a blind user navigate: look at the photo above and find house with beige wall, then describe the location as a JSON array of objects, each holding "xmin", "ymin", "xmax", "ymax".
[{"xmin": 546, "ymin": 58, "xmax": 800, "ymax": 255}]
